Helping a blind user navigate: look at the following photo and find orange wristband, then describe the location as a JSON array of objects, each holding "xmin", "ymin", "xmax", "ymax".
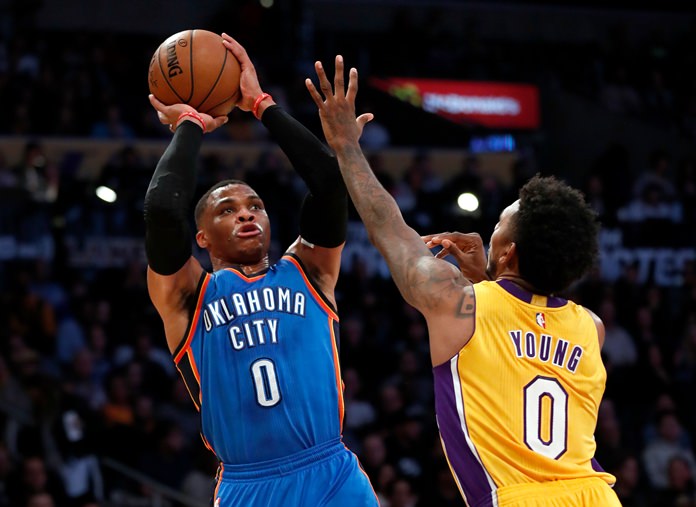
[
  {"xmin": 176, "ymin": 111, "xmax": 206, "ymax": 132},
  {"xmin": 252, "ymin": 93, "xmax": 272, "ymax": 120}
]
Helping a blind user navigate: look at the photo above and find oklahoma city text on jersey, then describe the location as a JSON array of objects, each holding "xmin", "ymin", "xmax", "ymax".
[{"xmin": 201, "ymin": 287, "xmax": 306, "ymax": 350}]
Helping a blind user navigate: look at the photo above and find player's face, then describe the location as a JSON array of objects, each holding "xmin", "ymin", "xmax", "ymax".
[
  {"xmin": 486, "ymin": 200, "xmax": 519, "ymax": 279},
  {"xmin": 200, "ymin": 183, "xmax": 271, "ymax": 264}
]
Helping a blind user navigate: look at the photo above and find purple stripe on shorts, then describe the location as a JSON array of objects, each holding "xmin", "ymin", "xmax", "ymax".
[
  {"xmin": 434, "ymin": 359, "xmax": 495, "ymax": 507},
  {"xmin": 497, "ymin": 279, "xmax": 567, "ymax": 308}
]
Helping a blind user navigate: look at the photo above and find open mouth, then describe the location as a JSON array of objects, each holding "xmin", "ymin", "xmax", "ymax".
[{"xmin": 236, "ymin": 224, "xmax": 262, "ymax": 238}]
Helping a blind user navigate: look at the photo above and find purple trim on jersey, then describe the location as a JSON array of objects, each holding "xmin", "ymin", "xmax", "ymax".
[
  {"xmin": 591, "ymin": 457, "xmax": 606, "ymax": 473},
  {"xmin": 434, "ymin": 359, "xmax": 495, "ymax": 507},
  {"xmin": 497, "ymin": 279, "xmax": 567, "ymax": 308}
]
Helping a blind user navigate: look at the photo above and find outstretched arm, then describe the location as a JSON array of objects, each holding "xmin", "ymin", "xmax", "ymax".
[
  {"xmin": 306, "ymin": 57, "xmax": 475, "ymax": 363},
  {"xmin": 222, "ymin": 34, "xmax": 346, "ymax": 301}
]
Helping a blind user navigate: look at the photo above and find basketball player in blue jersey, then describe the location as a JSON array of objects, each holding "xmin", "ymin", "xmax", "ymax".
[
  {"xmin": 307, "ymin": 58, "xmax": 622, "ymax": 506},
  {"xmin": 144, "ymin": 35, "xmax": 378, "ymax": 507}
]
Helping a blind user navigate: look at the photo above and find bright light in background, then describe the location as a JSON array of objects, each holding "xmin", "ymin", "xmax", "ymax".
[
  {"xmin": 96, "ymin": 186, "xmax": 117, "ymax": 203},
  {"xmin": 457, "ymin": 192, "xmax": 479, "ymax": 212},
  {"xmin": 259, "ymin": 0, "xmax": 274, "ymax": 8}
]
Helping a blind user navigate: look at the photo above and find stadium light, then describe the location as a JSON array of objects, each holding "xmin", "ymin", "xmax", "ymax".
[
  {"xmin": 96, "ymin": 186, "xmax": 117, "ymax": 203},
  {"xmin": 457, "ymin": 192, "xmax": 479, "ymax": 213}
]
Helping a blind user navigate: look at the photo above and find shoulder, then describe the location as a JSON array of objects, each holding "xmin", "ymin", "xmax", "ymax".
[{"xmin": 582, "ymin": 306, "xmax": 605, "ymax": 347}]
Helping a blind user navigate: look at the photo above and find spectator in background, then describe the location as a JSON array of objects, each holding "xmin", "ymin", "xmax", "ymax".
[
  {"xmin": 11, "ymin": 142, "xmax": 58, "ymax": 204},
  {"xmin": 421, "ymin": 462, "xmax": 464, "ymax": 507},
  {"xmin": 643, "ymin": 411, "xmax": 696, "ymax": 490},
  {"xmin": 595, "ymin": 399, "xmax": 626, "ymax": 472},
  {"xmin": 89, "ymin": 104, "xmax": 135, "ymax": 140},
  {"xmin": 6, "ymin": 456, "xmax": 68, "ymax": 507},
  {"xmin": 598, "ymin": 296, "xmax": 638, "ymax": 369},
  {"xmin": 651, "ymin": 456, "xmax": 696, "ymax": 507},
  {"xmin": 0, "ymin": 149, "xmax": 17, "ymax": 188},
  {"xmin": 618, "ymin": 181, "xmax": 682, "ymax": 224},
  {"xmin": 633, "ymin": 149, "xmax": 677, "ymax": 202},
  {"xmin": 155, "ymin": 378, "xmax": 202, "ymax": 444},
  {"xmin": 342, "ymin": 367, "xmax": 377, "ymax": 450},
  {"xmin": 113, "ymin": 326, "xmax": 174, "ymax": 385},
  {"xmin": 54, "ymin": 308, "xmax": 86, "ymax": 369},
  {"xmin": 641, "ymin": 394, "xmax": 684, "ymax": 446},
  {"xmin": 360, "ymin": 433, "xmax": 389, "ymax": 487},
  {"xmin": 180, "ymin": 446, "xmax": 217, "ymax": 502},
  {"xmin": 51, "ymin": 383, "xmax": 104, "ymax": 507},
  {"xmin": 583, "ymin": 173, "xmax": 610, "ymax": 224},
  {"xmin": 643, "ymin": 69, "xmax": 675, "ymax": 127},
  {"xmin": 63, "ymin": 348, "xmax": 107, "ymax": 412},
  {"xmin": 136, "ymin": 421, "xmax": 191, "ymax": 493},
  {"xmin": 386, "ymin": 477, "xmax": 419, "ymax": 507},
  {"xmin": 601, "ymin": 65, "xmax": 643, "ymax": 115},
  {"xmin": 610, "ymin": 453, "xmax": 650, "ymax": 507}
]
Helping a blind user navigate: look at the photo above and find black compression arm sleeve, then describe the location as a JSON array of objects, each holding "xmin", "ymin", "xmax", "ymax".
[
  {"xmin": 143, "ymin": 122, "xmax": 203, "ymax": 275},
  {"xmin": 261, "ymin": 105, "xmax": 347, "ymax": 247}
]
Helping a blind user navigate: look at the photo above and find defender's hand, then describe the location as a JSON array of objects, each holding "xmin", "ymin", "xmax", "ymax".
[
  {"xmin": 305, "ymin": 55, "xmax": 373, "ymax": 151},
  {"xmin": 422, "ymin": 232, "xmax": 489, "ymax": 283}
]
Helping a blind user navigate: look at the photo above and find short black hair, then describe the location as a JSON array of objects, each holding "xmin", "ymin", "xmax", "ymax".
[
  {"xmin": 512, "ymin": 174, "xmax": 599, "ymax": 295},
  {"xmin": 194, "ymin": 179, "xmax": 249, "ymax": 228}
]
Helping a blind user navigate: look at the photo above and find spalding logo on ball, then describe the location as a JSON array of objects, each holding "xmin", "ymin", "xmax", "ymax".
[{"xmin": 148, "ymin": 29, "xmax": 241, "ymax": 117}]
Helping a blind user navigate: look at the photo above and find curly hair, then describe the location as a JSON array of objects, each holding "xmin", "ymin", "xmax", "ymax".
[
  {"xmin": 194, "ymin": 179, "xmax": 249, "ymax": 228},
  {"xmin": 512, "ymin": 174, "xmax": 599, "ymax": 295}
]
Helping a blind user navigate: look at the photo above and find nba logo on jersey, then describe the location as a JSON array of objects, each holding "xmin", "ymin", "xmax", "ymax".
[
  {"xmin": 215, "ymin": 498, "xmax": 220, "ymax": 507},
  {"xmin": 536, "ymin": 312, "xmax": 546, "ymax": 329}
]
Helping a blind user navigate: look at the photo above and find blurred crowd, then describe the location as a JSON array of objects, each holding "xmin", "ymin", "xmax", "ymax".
[
  {"xmin": 0, "ymin": 135, "xmax": 695, "ymax": 507},
  {"xmin": 1, "ymin": 2, "xmax": 696, "ymax": 507}
]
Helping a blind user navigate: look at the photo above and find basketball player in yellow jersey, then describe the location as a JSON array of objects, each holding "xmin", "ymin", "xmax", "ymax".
[{"xmin": 306, "ymin": 56, "xmax": 622, "ymax": 506}]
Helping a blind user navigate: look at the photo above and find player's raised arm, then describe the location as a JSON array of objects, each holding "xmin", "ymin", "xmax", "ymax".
[
  {"xmin": 144, "ymin": 95, "xmax": 227, "ymax": 352},
  {"xmin": 306, "ymin": 57, "xmax": 475, "ymax": 363},
  {"xmin": 223, "ymin": 34, "xmax": 347, "ymax": 301}
]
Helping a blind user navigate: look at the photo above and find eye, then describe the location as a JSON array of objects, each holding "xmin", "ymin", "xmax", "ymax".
[
  {"xmin": 222, "ymin": 207, "xmax": 234, "ymax": 214},
  {"xmin": 250, "ymin": 204, "xmax": 262, "ymax": 210}
]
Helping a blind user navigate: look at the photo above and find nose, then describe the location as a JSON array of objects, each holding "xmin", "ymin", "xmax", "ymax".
[{"xmin": 237, "ymin": 207, "xmax": 255, "ymax": 222}]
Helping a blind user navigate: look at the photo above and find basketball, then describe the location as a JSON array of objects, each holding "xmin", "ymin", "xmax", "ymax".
[{"xmin": 148, "ymin": 29, "xmax": 241, "ymax": 117}]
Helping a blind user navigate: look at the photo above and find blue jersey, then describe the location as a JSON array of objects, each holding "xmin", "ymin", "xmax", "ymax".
[{"xmin": 173, "ymin": 254, "xmax": 344, "ymax": 465}]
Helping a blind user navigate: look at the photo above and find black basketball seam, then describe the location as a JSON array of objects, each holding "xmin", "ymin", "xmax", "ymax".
[
  {"xmin": 204, "ymin": 92, "xmax": 239, "ymax": 115},
  {"xmin": 194, "ymin": 40, "xmax": 229, "ymax": 112},
  {"xmin": 184, "ymin": 29, "xmax": 195, "ymax": 103},
  {"xmin": 158, "ymin": 43, "xmax": 186, "ymax": 103}
]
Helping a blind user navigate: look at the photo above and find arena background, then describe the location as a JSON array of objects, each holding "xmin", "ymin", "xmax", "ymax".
[{"xmin": 0, "ymin": 1, "xmax": 695, "ymax": 506}]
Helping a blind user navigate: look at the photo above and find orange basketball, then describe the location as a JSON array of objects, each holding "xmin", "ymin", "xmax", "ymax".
[{"xmin": 148, "ymin": 29, "xmax": 241, "ymax": 117}]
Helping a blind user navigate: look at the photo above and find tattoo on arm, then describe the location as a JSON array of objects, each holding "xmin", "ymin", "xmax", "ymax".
[
  {"xmin": 340, "ymin": 146, "xmax": 400, "ymax": 229},
  {"xmin": 396, "ymin": 256, "xmax": 471, "ymax": 313},
  {"xmin": 456, "ymin": 288, "xmax": 475, "ymax": 319}
]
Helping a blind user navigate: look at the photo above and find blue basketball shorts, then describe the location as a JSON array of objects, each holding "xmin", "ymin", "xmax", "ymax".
[{"xmin": 213, "ymin": 438, "xmax": 379, "ymax": 506}]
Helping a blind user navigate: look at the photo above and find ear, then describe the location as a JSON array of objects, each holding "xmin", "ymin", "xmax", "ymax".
[
  {"xmin": 500, "ymin": 242, "xmax": 518, "ymax": 270},
  {"xmin": 195, "ymin": 229, "xmax": 208, "ymax": 249}
]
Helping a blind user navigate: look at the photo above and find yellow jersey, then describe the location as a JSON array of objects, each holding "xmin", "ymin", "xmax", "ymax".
[{"xmin": 433, "ymin": 280, "xmax": 617, "ymax": 507}]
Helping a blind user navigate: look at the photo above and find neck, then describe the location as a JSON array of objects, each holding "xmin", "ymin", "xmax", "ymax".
[
  {"xmin": 497, "ymin": 274, "xmax": 537, "ymax": 293},
  {"xmin": 212, "ymin": 256, "xmax": 270, "ymax": 275}
]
